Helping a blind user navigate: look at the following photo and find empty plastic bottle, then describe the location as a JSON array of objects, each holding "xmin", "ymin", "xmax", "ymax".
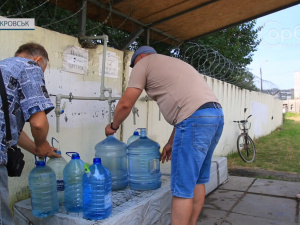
[
  {"xmin": 47, "ymin": 150, "xmax": 68, "ymax": 204},
  {"xmin": 63, "ymin": 152, "xmax": 85, "ymax": 212},
  {"xmin": 83, "ymin": 158, "xmax": 112, "ymax": 220},
  {"xmin": 127, "ymin": 130, "xmax": 140, "ymax": 145},
  {"xmin": 28, "ymin": 157, "xmax": 59, "ymax": 218},
  {"xmin": 127, "ymin": 128, "xmax": 162, "ymax": 190},
  {"xmin": 95, "ymin": 135, "xmax": 128, "ymax": 190}
]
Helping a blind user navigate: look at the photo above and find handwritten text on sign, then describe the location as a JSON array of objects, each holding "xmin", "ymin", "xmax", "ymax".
[
  {"xmin": 99, "ymin": 51, "xmax": 119, "ymax": 78},
  {"xmin": 63, "ymin": 46, "xmax": 88, "ymax": 75}
]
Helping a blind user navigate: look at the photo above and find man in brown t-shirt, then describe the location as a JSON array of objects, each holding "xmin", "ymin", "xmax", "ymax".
[{"xmin": 105, "ymin": 46, "xmax": 224, "ymax": 225}]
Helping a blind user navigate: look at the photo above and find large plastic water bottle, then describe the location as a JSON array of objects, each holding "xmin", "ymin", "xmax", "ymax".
[
  {"xmin": 127, "ymin": 131, "xmax": 140, "ymax": 145},
  {"xmin": 28, "ymin": 157, "xmax": 59, "ymax": 218},
  {"xmin": 127, "ymin": 128, "xmax": 162, "ymax": 190},
  {"xmin": 47, "ymin": 150, "xmax": 68, "ymax": 204},
  {"xmin": 63, "ymin": 152, "xmax": 85, "ymax": 212},
  {"xmin": 83, "ymin": 158, "xmax": 112, "ymax": 220},
  {"xmin": 95, "ymin": 135, "xmax": 128, "ymax": 190}
]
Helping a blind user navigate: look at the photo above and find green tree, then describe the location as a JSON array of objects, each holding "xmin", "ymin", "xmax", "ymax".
[{"xmin": 198, "ymin": 21, "xmax": 261, "ymax": 68}]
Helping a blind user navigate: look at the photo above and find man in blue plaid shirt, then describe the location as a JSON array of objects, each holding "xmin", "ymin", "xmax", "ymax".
[{"xmin": 0, "ymin": 43, "xmax": 60, "ymax": 225}]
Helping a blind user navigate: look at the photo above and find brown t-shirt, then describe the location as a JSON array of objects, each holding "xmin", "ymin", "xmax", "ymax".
[{"xmin": 128, "ymin": 54, "xmax": 219, "ymax": 125}]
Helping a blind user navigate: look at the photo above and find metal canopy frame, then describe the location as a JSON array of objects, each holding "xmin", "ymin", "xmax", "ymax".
[{"xmin": 50, "ymin": 0, "xmax": 300, "ymax": 49}]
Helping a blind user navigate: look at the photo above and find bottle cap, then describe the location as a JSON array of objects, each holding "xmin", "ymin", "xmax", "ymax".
[
  {"xmin": 36, "ymin": 160, "xmax": 45, "ymax": 166},
  {"xmin": 93, "ymin": 158, "xmax": 101, "ymax": 163},
  {"xmin": 55, "ymin": 150, "xmax": 62, "ymax": 155},
  {"xmin": 71, "ymin": 153, "xmax": 80, "ymax": 159},
  {"xmin": 133, "ymin": 131, "xmax": 139, "ymax": 135},
  {"xmin": 66, "ymin": 152, "xmax": 80, "ymax": 159}
]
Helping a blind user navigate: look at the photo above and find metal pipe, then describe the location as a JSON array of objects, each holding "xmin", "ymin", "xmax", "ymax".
[
  {"xmin": 52, "ymin": 35, "xmax": 122, "ymax": 133},
  {"xmin": 140, "ymin": 95, "xmax": 161, "ymax": 121},
  {"xmin": 100, "ymin": 35, "xmax": 108, "ymax": 99},
  {"xmin": 140, "ymin": 95, "xmax": 153, "ymax": 102},
  {"xmin": 55, "ymin": 94, "xmax": 63, "ymax": 133},
  {"xmin": 51, "ymin": 93, "xmax": 120, "ymax": 133},
  {"xmin": 79, "ymin": 35, "xmax": 111, "ymax": 98}
]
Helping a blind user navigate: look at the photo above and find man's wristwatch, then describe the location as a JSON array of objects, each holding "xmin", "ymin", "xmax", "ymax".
[{"xmin": 110, "ymin": 122, "xmax": 119, "ymax": 131}]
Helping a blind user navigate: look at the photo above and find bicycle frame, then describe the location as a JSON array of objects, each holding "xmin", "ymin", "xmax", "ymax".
[
  {"xmin": 235, "ymin": 115, "xmax": 252, "ymax": 133},
  {"xmin": 239, "ymin": 122, "xmax": 251, "ymax": 134},
  {"xmin": 234, "ymin": 115, "xmax": 256, "ymax": 162}
]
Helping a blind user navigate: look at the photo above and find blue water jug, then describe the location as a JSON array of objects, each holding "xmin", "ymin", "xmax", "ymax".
[
  {"xmin": 83, "ymin": 158, "xmax": 112, "ymax": 220},
  {"xmin": 127, "ymin": 130, "xmax": 140, "ymax": 145},
  {"xmin": 28, "ymin": 157, "xmax": 59, "ymax": 218},
  {"xmin": 63, "ymin": 152, "xmax": 85, "ymax": 212},
  {"xmin": 47, "ymin": 149, "xmax": 68, "ymax": 205},
  {"xmin": 128, "ymin": 128, "xmax": 161, "ymax": 190},
  {"xmin": 95, "ymin": 135, "xmax": 128, "ymax": 190}
]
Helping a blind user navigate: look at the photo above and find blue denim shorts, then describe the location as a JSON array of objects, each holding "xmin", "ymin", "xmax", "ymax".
[{"xmin": 171, "ymin": 107, "xmax": 224, "ymax": 198}]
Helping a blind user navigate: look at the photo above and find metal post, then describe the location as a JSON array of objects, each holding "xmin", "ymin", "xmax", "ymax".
[
  {"xmin": 145, "ymin": 28, "xmax": 150, "ymax": 45},
  {"xmin": 260, "ymin": 59, "xmax": 268, "ymax": 92},
  {"xmin": 78, "ymin": 0, "xmax": 87, "ymax": 40},
  {"xmin": 260, "ymin": 67, "xmax": 262, "ymax": 92}
]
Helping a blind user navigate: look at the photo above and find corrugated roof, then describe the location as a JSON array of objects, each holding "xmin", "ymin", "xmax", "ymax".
[{"xmin": 48, "ymin": 0, "xmax": 300, "ymax": 47}]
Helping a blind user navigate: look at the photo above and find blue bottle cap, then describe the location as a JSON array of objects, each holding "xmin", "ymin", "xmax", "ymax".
[
  {"xmin": 54, "ymin": 150, "xmax": 62, "ymax": 155},
  {"xmin": 72, "ymin": 153, "xmax": 80, "ymax": 159},
  {"xmin": 93, "ymin": 158, "xmax": 101, "ymax": 163},
  {"xmin": 36, "ymin": 160, "xmax": 45, "ymax": 166},
  {"xmin": 133, "ymin": 131, "xmax": 139, "ymax": 135}
]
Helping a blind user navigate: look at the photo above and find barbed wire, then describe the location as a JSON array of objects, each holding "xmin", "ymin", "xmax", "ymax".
[
  {"xmin": 0, "ymin": 0, "xmax": 9, "ymax": 10},
  {"xmin": 41, "ymin": 0, "xmax": 58, "ymax": 25},
  {"xmin": 6, "ymin": 0, "xmax": 50, "ymax": 18},
  {"xmin": 41, "ymin": 1, "xmax": 86, "ymax": 28},
  {"xmin": 176, "ymin": 42, "xmax": 280, "ymax": 96}
]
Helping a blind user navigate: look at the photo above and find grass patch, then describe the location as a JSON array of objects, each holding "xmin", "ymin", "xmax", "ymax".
[{"xmin": 227, "ymin": 113, "xmax": 300, "ymax": 174}]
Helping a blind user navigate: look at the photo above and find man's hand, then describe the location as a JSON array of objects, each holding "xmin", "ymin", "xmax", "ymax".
[
  {"xmin": 35, "ymin": 141, "xmax": 61, "ymax": 158},
  {"xmin": 105, "ymin": 124, "xmax": 117, "ymax": 136},
  {"xmin": 104, "ymin": 88, "xmax": 143, "ymax": 137},
  {"xmin": 160, "ymin": 143, "xmax": 172, "ymax": 163}
]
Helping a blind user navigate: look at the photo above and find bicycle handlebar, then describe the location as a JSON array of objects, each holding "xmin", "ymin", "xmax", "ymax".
[{"xmin": 233, "ymin": 115, "xmax": 252, "ymax": 123}]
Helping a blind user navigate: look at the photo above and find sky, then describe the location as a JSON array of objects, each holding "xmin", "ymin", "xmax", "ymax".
[{"xmin": 247, "ymin": 4, "xmax": 300, "ymax": 90}]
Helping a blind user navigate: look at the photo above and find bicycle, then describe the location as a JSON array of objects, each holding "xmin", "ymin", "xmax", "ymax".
[{"xmin": 233, "ymin": 115, "xmax": 256, "ymax": 162}]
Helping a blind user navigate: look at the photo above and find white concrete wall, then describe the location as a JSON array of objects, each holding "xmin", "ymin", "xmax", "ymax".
[
  {"xmin": 283, "ymin": 99, "xmax": 300, "ymax": 113},
  {"xmin": 0, "ymin": 27, "xmax": 283, "ymax": 208},
  {"xmin": 294, "ymin": 71, "xmax": 300, "ymax": 99}
]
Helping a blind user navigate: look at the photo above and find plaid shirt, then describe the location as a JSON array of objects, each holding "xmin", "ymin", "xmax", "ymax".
[{"xmin": 0, "ymin": 57, "xmax": 54, "ymax": 165}]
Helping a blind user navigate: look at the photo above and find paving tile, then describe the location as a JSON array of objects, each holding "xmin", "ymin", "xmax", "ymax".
[
  {"xmin": 204, "ymin": 190, "xmax": 244, "ymax": 211},
  {"xmin": 220, "ymin": 212, "xmax": 298, "ymax": 225},
  {"xmin": 219, "ymin": 176, "xmax": 255, "ymax": 192},
  {"xmin": 196, "ymin": 208, "xmax": 228, "ymax": 225},
  {"xmin": 249, "ymin": 178, "xmax": 300, "ymax": 198},
  {"xmin": 232, "ymin": 193, "xmax": 297, "ymax": 223}
]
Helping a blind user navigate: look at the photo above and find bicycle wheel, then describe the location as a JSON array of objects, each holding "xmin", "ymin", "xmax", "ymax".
[{"xmin": 237, "ymin": 134, "xmax": 256, "ymax": 162}]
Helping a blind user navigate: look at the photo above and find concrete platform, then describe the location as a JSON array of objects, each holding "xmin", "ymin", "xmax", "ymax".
[
  {"xmin": 197, "ymin": 176, "xmax": 300, "ymax": 225},
  {"xmin": 13, "ymin": 157, "xmax": 228, "ymax": 225}
]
